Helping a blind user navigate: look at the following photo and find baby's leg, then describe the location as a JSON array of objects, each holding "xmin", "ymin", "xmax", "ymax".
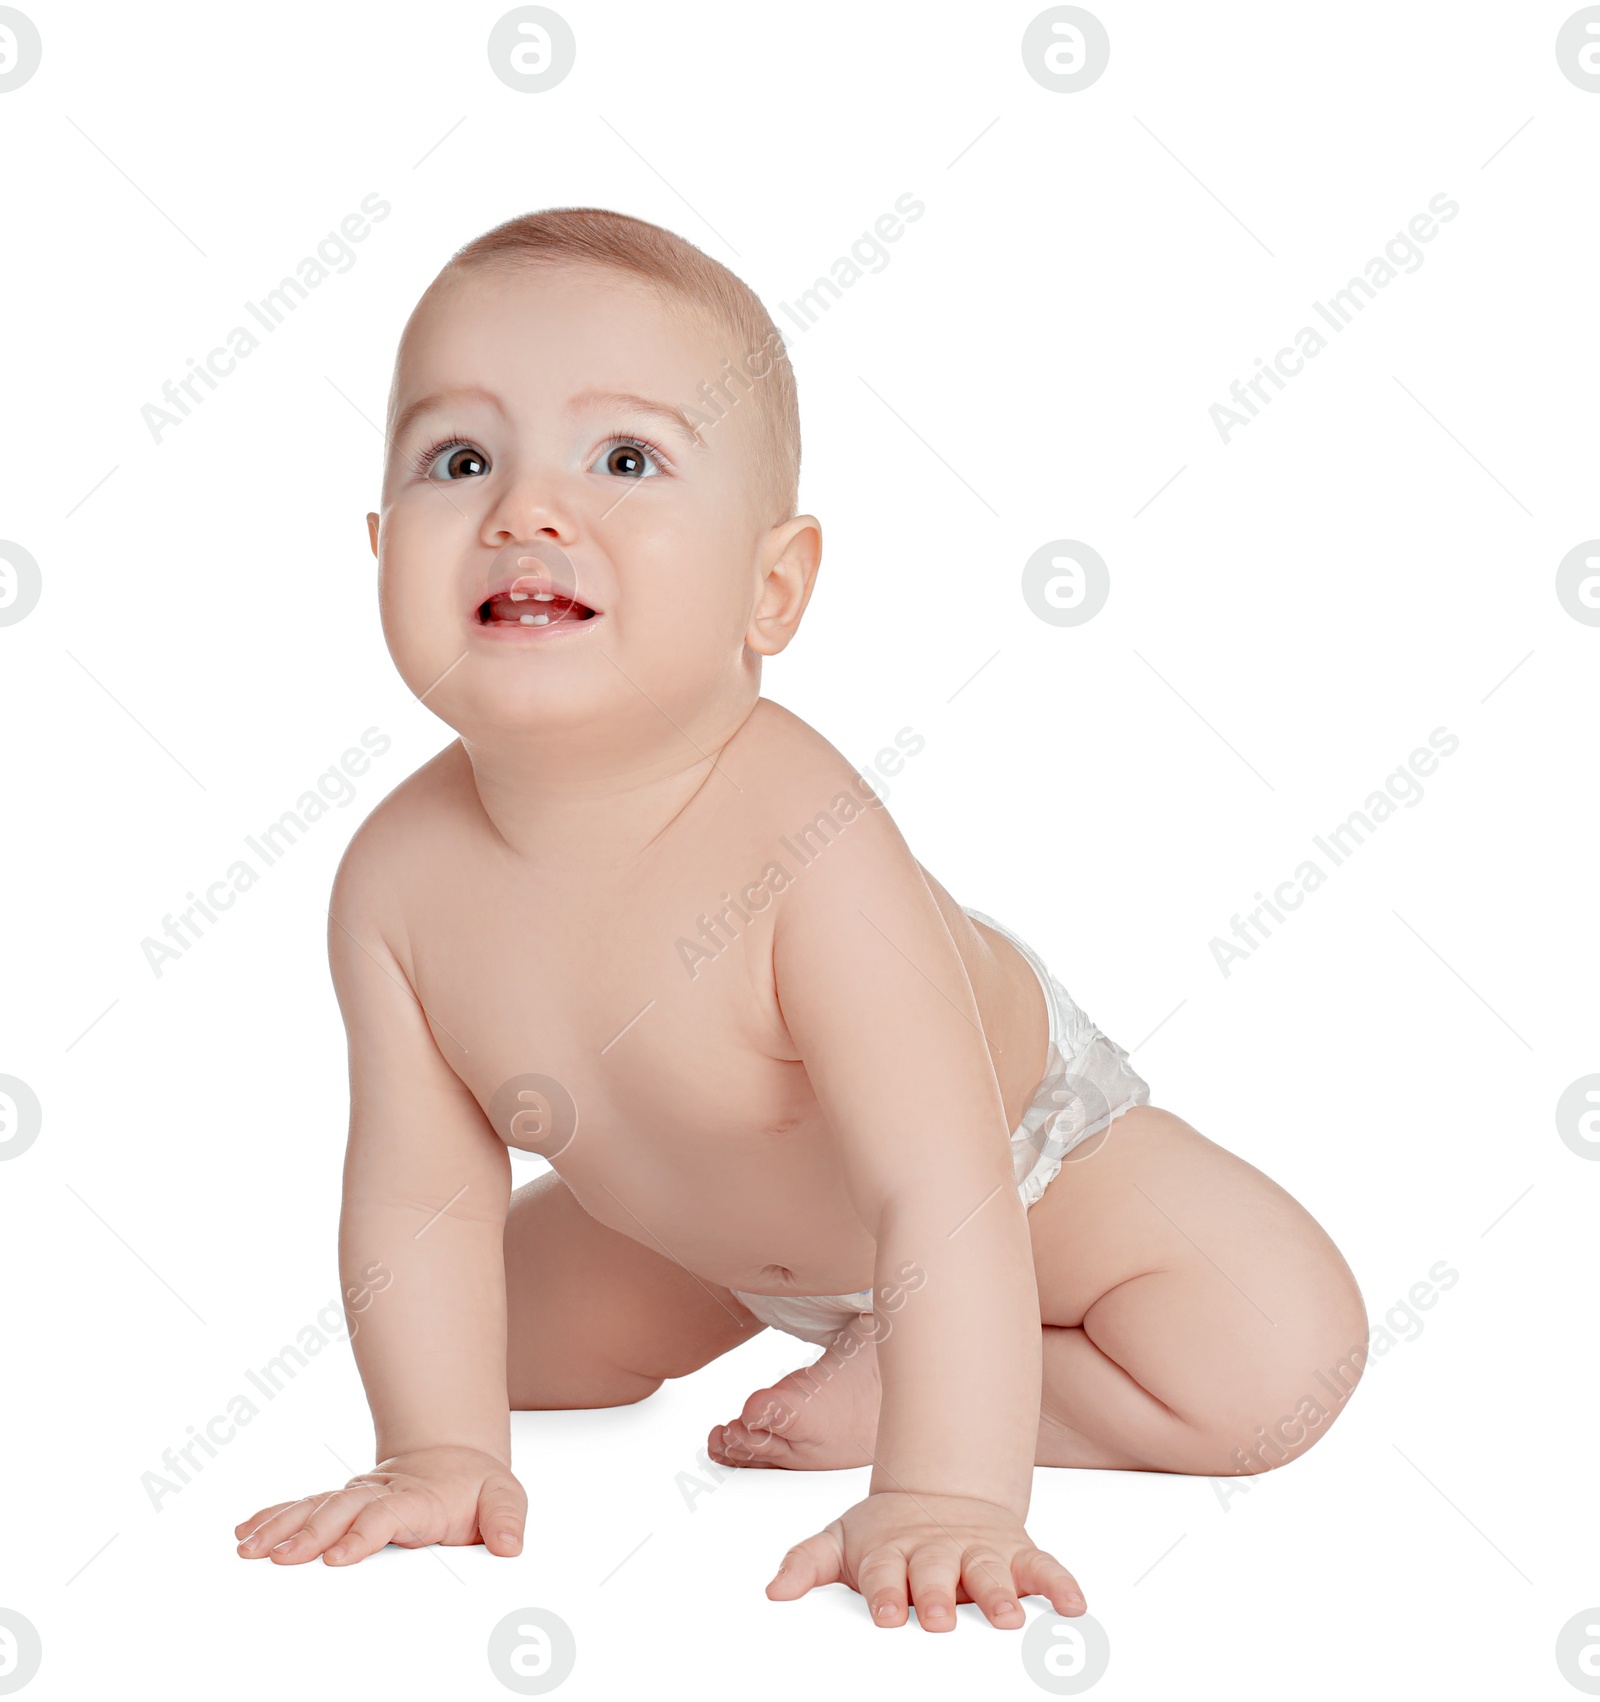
[
  {"xmin": 505, "ymin": 1170, "xmax": 765, "ymax": 1408},
  {"xmin": 1027, "ymin": 1105, "xmax": 1368, "ymax": 1474},
  {"xmin": 711, "ymin": 1105, "xmax": 1367, "ymax": 1475}
]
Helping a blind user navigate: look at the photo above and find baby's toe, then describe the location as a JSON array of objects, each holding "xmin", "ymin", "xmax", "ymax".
[
  {"xmin": 738, "ymin": 1385, "xmax": 802, "ymax": 1439},
  {"xmin": 710, "ymin": 1419, "xmax": 788, "ymax": 1468}
]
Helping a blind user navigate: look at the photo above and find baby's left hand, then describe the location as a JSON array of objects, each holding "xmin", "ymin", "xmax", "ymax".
[{"xmin": 765, "ymin": 1490, "xmax": 1085, "ymax": 1630}]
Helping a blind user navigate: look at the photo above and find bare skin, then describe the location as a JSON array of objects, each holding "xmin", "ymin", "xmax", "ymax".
[{"xmin": 233, "ymin": 258, "xmax": 1368, "ymax": 1630}]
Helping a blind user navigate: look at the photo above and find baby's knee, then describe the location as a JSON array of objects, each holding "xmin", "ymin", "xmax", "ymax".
[
  {"xmin": 509, "ymin": 1361, "xmax": 665, "ymax": 1412},
  {"xmin": 1194, "ymin": 1277, "xmax": 1370, "ymax": 1476}
]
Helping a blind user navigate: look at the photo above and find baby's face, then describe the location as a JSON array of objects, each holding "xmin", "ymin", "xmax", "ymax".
[{"xmin": 372, "ymin": 263, "xmax": 797, "ymax": 743}]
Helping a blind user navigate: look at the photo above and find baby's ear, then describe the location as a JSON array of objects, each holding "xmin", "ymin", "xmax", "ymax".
[
  {"xmin": 366, "ymin": 512, "xmax": 379, "ymax": 558},
  {"xmin": 747, "ymin": 515, "xmax": 821, "ymax": 656}
]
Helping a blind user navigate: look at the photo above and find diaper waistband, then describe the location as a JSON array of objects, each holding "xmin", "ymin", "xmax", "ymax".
[{"xmin": 961, "ymin": 905, "xmax": 1061, "ymax": 1057}]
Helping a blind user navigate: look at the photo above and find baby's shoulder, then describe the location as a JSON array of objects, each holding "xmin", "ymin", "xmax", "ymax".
[
  {"xmin": 732, "ymin": 698, "xmax": 916, "ymax": 876},
  {"xmin": 734, "ymin": 698, "xmax": 886, "ymax": 815},
  {"xmin": 329, "ymin": 740, "xmax": 476, "ymax": 921}
]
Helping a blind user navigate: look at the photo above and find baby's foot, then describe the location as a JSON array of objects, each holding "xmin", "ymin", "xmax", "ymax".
[{"xmin": 708, "ymin": 1314, "xmax": 882, "ymax": 1470}]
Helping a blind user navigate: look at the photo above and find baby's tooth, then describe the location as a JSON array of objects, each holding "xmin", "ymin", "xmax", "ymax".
[{"xmin": 532, "ymin": 592, "xmax": 555, "ymax": 601}]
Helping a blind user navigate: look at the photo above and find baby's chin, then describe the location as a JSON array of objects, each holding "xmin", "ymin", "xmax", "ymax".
[
  {"xmin": 384, "ymin": 603, "xmax": 754, "ymax": 745},
  {"xmin": 401, "ymin": 640, "xmax": 673, "ymax": 748},
  {"xmin": 411, "ymin": 668, "xmax": 612, "ymax": 738}
]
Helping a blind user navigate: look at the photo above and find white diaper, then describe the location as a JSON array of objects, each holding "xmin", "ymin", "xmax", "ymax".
[{"xmin": 729, "ymin": 905, "xmax": 1151, "ymax": 1346}]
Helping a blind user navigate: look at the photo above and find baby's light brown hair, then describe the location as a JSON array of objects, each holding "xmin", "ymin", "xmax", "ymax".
[{"xmin": 394, "ymin": 207, "xmax": 801, "ymax": 529}]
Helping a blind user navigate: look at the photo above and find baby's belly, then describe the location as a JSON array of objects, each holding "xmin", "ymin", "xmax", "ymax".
[
  {"xmin": 557, "ymin": 1128, "xmax": 884, "ymax": 1297},
  {"xmin": 463, "ymin": 885, "xmax": 1050, "ymax": 1297}
]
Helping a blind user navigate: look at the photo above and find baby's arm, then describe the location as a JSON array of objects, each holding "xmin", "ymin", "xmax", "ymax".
[
  {"xmin": 761, "ymin": 781, "xmax": 1082, "ymax": 1626},
  {"xmin": 235, "ymin": 843, "xmax": 523, "ymax": 1566}
]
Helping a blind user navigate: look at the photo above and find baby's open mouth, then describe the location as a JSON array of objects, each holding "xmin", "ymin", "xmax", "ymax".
[{"xmin": 476, "ymin": 583, "xmax": 598, "ymax": 627}]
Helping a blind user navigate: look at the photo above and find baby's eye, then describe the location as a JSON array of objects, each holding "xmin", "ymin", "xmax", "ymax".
[
  {"xmin": 421, "ymin": 441, "xmax": 490, "ymax": 481},
  {"xmin": 593, "ymin": 437, "xmax": 665, "ymax": 479}
]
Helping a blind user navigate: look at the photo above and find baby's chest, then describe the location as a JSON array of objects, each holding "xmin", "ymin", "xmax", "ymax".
[{"xmin": 406, "ymin": 880, "xmax": 809, "ymax": 1161}]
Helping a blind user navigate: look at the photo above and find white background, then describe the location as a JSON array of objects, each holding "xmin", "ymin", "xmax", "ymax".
[{"xmin": 1, "ymin": 1, "xmax": 1596, "ymax": 1696}]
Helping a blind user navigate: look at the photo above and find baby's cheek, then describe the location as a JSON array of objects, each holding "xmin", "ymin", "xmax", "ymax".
[
  {"xmin": 401, "ymin": 593, "xmax": 450, "ymax": 646},
  {"xmin": 379, "ymin": 596, "xmax": 452, "ymax": 696}
]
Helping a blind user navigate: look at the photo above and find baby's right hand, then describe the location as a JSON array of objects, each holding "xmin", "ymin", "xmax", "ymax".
[{"xmin": 234, "ymin": 1445, "xmax": 527, "ymax": 1566}]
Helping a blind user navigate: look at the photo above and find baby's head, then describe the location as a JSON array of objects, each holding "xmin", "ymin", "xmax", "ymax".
[{"xmin": 369, "ymin": 208, "xmax": 820, "ymax": 752}]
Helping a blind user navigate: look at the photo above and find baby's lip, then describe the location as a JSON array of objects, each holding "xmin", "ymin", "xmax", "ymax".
[
  {"xmin": 472, "ymin": 541, "xmax": 601, "ymax": 630},
  {"xmin": 476, "ymin": 574, "xmax": 601, "ymax": 615},
  {"xmin": 473, "ymin": 567, "xmax": 603, "ymax": 629}
]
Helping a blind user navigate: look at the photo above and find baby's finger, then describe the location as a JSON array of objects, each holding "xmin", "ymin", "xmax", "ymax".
[
  {"xmin": 267, "ymin": 1488, "xmax": 370, "ymax": 1564},
  {"xmin": 855, "ymin": 1544, "xmax": 910, "ymax": 1628},
  {"xmin": 476, "ymin": 1471, "xmax": 528, "ymax": 1556},
  {"xmin": 958, "ymin": 1546, "xmax": 1025, "ymax": 1630},
  {"xmin": 236, "ymin": 1497, "xmax": 322, "ymax": 1557},
  {"xmin": 324, "ymin": 1497, "xmax": 412, "ymax": 1566},
  {"xmin": 1012, "ymin": 1545, "xmax": 1087, "ymax": 1617},
  {"xmin": 234, "ymin": 1500, "xmax": 298, "ymax": 1540},
  {"xmin": 765, "ymin": 1525, "xmax": 844, "ymax": 1600},
  {"xmin": 907, "ymin": 1542, "xmax": 963, "ymax": 1632}
]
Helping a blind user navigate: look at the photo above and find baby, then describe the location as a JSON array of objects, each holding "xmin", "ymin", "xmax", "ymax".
[{"xmin": 233, "ymin": 207, "xmax": 1367, "ymax": 1631}]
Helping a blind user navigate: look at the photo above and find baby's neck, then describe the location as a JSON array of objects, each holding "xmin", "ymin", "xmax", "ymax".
[{"xmin": 459, "ymin": 690, "xmax": 761, "ymax": 868}]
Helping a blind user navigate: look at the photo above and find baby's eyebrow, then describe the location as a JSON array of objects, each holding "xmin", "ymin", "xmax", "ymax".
[
  {"xmin": 392, "ymin": 385, "xmax": 507, "ymax": 444},
  {"xmin": 389, "ymin": 383, "xmax": 707, "ymax": 451},
  {"xmin": 566, "ymin": 388, "xmax": 706, "ymax": 449}
]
